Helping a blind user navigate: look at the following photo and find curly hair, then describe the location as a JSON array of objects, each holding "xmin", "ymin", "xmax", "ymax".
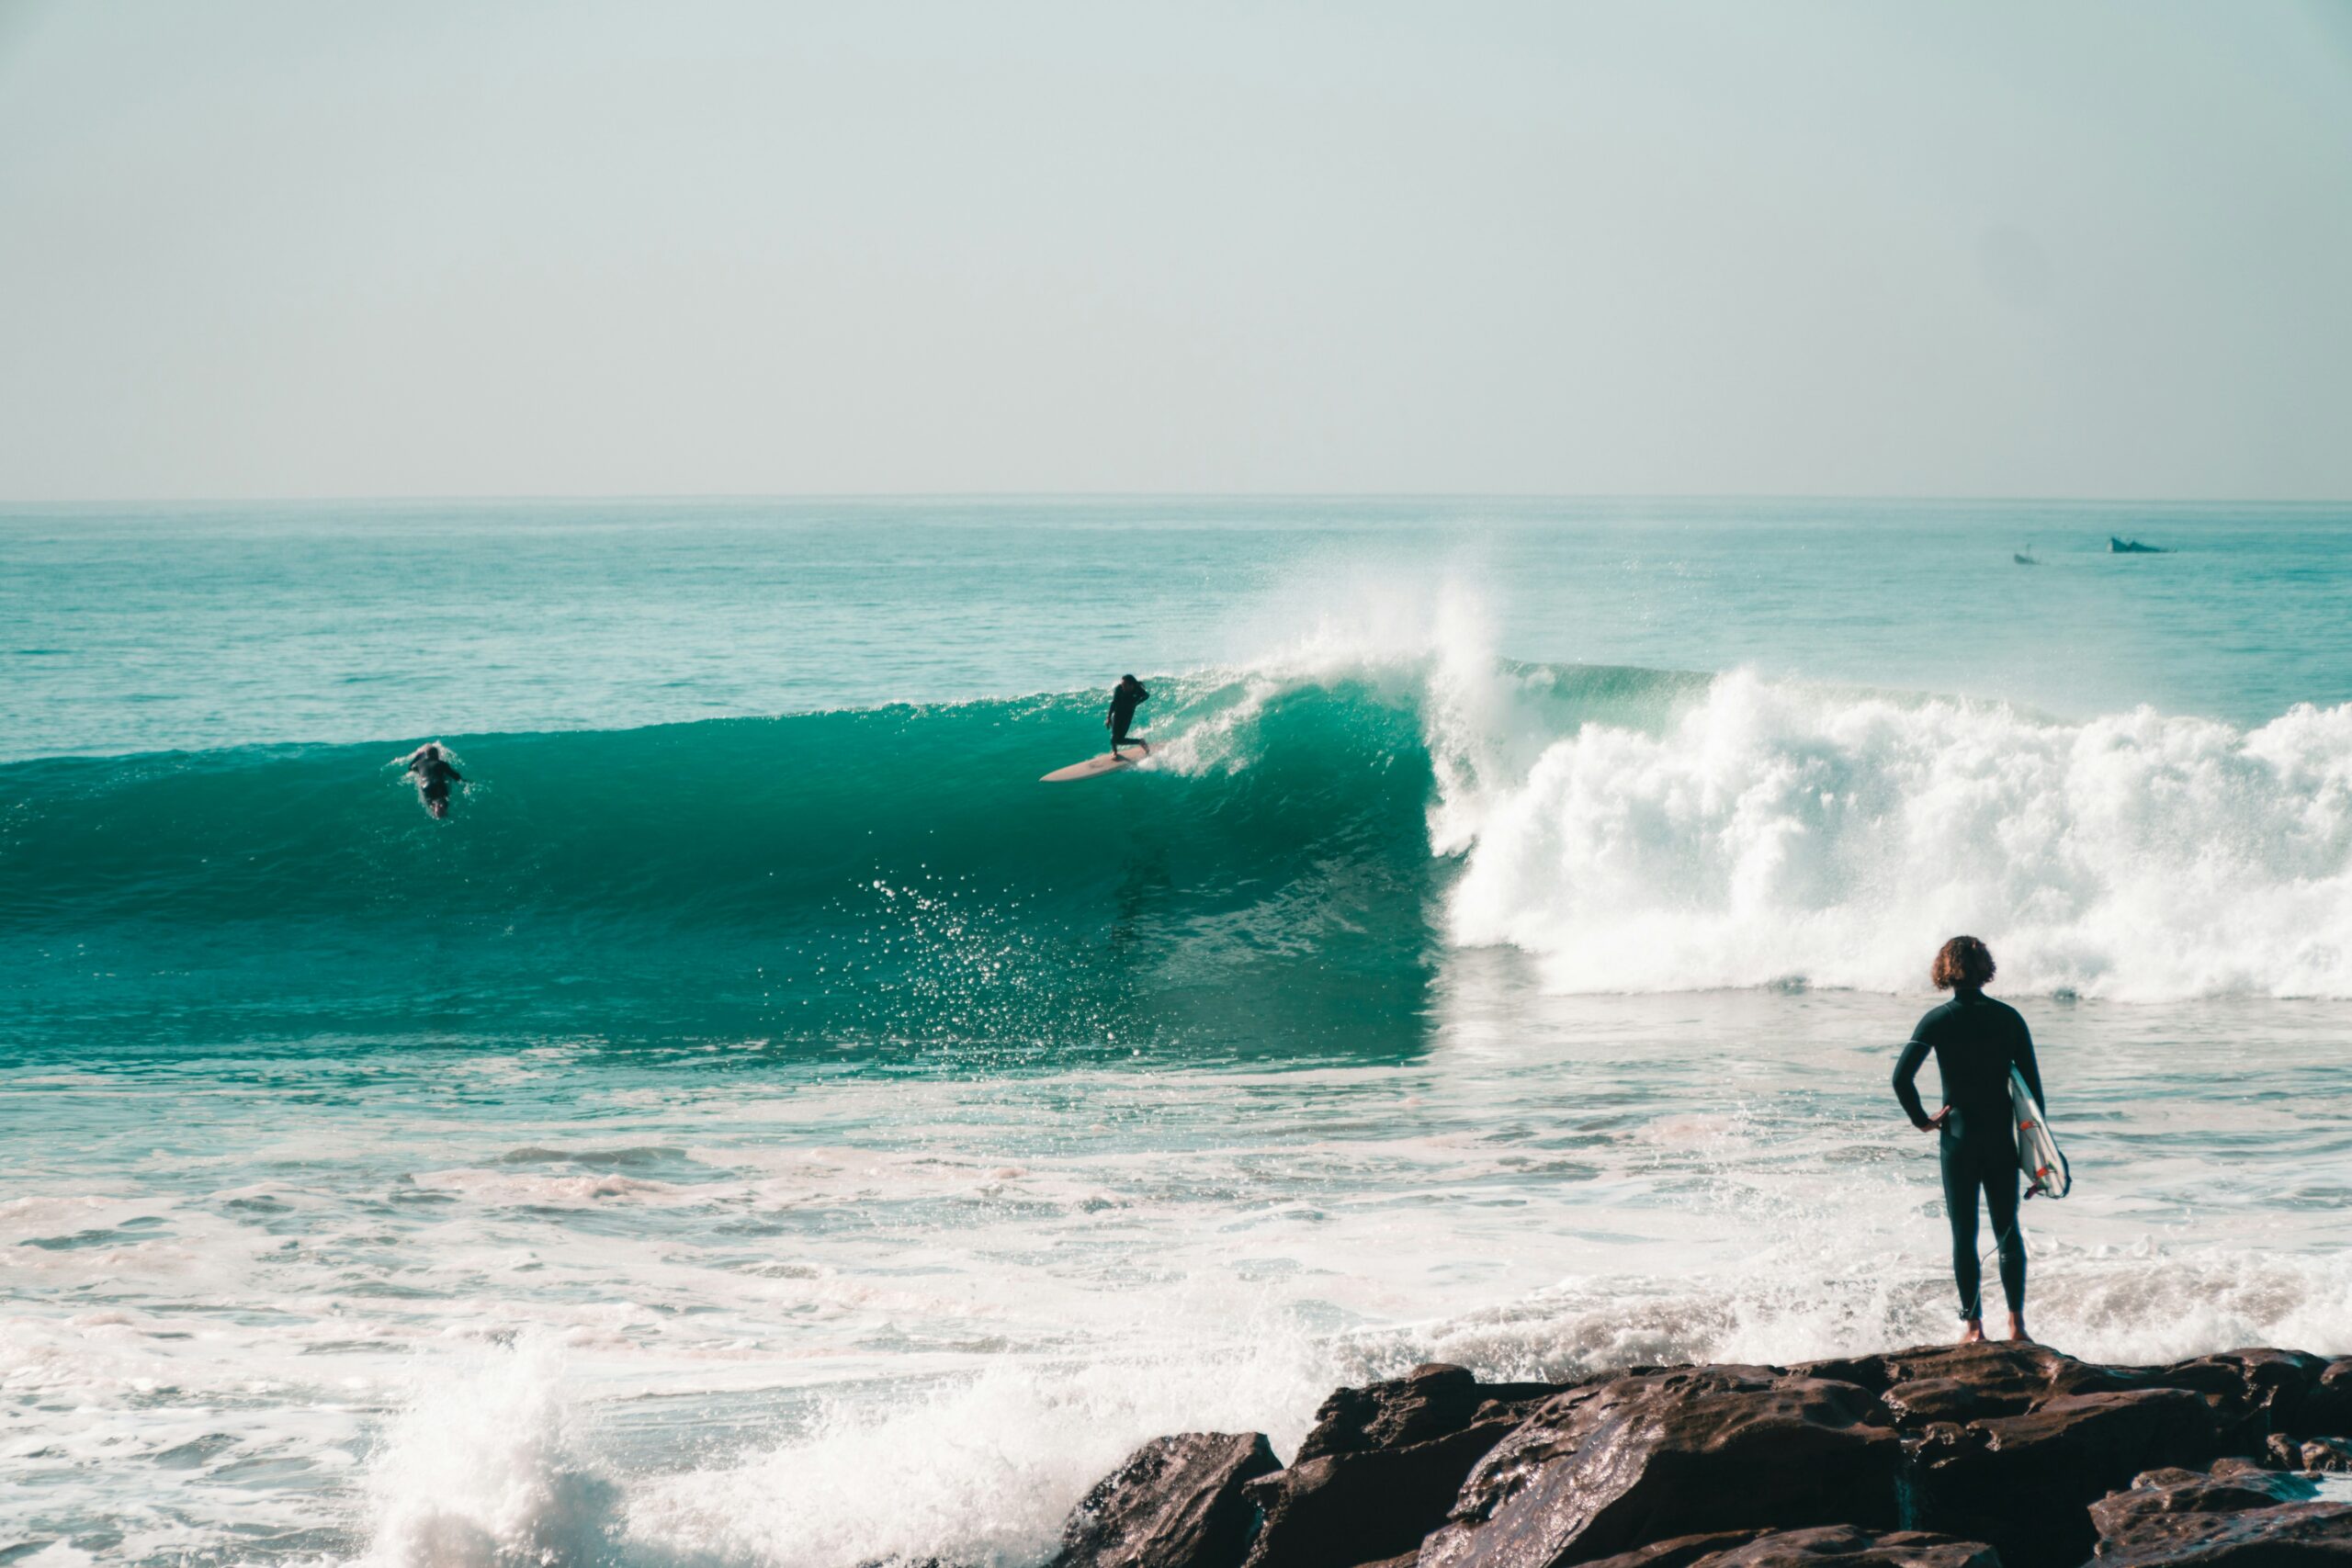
[{"xmin": 1931, "ymin": 935, "xmax": 1996, "ymax": 991}]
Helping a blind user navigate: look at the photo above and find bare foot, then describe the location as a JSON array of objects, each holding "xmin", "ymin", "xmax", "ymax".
[
  {"xmin": 1958, "ymin": 1319, "xmax": 1986, "ymax": 1345},
  {"xmin": 2006, "ymin": 1313, "xmax": 2031, "ymax": 1343}
]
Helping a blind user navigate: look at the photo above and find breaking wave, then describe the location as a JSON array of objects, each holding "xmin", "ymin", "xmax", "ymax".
[{"xmin": 5, "ymin": 625, "xmax": 2348, "ymax": 1061}]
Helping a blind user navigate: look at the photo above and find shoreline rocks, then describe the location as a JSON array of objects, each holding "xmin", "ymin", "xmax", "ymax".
[{"xmin": 1051, "ymin": 1345, "xmax": 2352, "ymax": 1568}]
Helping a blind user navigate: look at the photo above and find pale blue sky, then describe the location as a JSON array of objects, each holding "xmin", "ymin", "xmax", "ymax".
[{"xmin": 1, "ymin": 1, "xmax": 2347, "ymax": 499}]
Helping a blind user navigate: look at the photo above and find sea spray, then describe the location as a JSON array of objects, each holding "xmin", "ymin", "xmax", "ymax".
[
  {"xmin": 360, "ymin": 1337, "xmax": 626, "ymax": 1568},
  {"xmin": 1442, "ymin": 672, "xmax": 2352, "ymax": 999},
  {"xmin": 624, "ymin": 1335, "xmax": 1329, "ymax": 1568}
]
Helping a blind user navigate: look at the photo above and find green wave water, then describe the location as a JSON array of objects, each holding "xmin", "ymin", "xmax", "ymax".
[{"xmin": 1, "ymin": 680, "xmax": 1452, "ymax": 1061}]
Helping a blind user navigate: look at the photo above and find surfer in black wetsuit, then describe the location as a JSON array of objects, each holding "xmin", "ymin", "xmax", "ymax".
[
  {"xmin": 398, "ymin": 743, "xmax": 464, "ymax": 819},
  {"xmin": 1894, "ymin": 935, "xmax": 2045, "ymax": 1345},
  {"xmin": 1107, "ymin": 674, "xmax": 1149, "ymax": 757}
]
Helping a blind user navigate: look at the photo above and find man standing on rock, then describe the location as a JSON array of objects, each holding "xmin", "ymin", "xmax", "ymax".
[{"xmin": 1894, "ymin": 935, "xmax": 2045, "ymax": 1344}]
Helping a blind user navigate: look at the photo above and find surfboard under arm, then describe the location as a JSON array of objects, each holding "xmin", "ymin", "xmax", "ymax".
[{"xmin": 2010, "ymin": 1066, "xmax": 2070, "ymax": 1199}]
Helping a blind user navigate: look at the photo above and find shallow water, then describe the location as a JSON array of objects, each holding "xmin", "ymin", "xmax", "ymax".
[{"xmin": 2, "ymin": 499, "xmax": 2348, "ymax": 1565}]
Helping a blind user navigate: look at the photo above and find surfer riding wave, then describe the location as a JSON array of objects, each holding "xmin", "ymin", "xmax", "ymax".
[
  {"xmin": 1107, "ymin": 674, "xmax": 1149, "ymax": 757},
  {"xmin": 1894, "ymin": 935, "xmax": 2046, "ymax": 1344}
]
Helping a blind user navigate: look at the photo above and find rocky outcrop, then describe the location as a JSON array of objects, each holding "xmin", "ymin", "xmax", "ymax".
[
  {"xmin": 1417, "ymin": 1368, "xmax": 1900, "ymax": 1568},
  {"xmin": 2087, "ymin": 1458, "xmax": 2352, "ymax": 1565},
  {"xmin": 1052, "ymin": 1344, "xmax": 2352, "ymax": 1568},
  {"xmin": 1052, "ymin": 1432, "xmax": 1282, "ymax": 1568},
  {"xmin": 1242, "ymin": 1363, "xmax": 1563, "ymax": 1568},
  {"xmin": 2289, "ymin": 1358, "xmax": 2352, "ymax": 1440},
  {"xmin": 1905, "ymin": 1387, "xmax": 2230, "ymax": 1568},
  {"xmin": 1578, "ymin": 1527, "xmax": 1999, "ymax": 1568},
  {"xmin": 2267, "ymin": 1433, "xmax": 2352, "ymax": 1474},
  {"xmin": 1851, "ymin": 1344, "xmax": 2340, "ymax": 1568}
]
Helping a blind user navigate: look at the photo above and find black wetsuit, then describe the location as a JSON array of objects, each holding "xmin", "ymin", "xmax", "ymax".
[
  {"xmin": 1108, "ymin": 681, "xmax": 1148, "ymax": 750},
  {"xmin": 408, "ymin": 753, "xmax": 463, "ymax": 817},
  {"xmin": 1893, "ymin": 990, "xmax": 2043, "ymax": 1320}
]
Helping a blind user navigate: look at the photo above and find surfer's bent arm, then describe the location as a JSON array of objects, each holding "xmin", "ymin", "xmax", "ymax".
[
  {"xmin": 2015, "ymin": 1018, "xmax": 2044, "ymax": 1111},
  {"xmin": 1892, "ymin": 1039, "xmax": 1936, "ymax": 1130}
]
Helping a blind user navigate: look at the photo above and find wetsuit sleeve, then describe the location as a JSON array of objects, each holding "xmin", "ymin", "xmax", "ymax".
[
  {"xmin": 446, "ymin": 767, "xmax": 463, "ymax": 782},
  {"xmin": 1893, "ymin": 1038, "xmax": 1934, "ymax": 1130},
  {"xmin": 2014, "ymin": 1015, "xmax": 2044, "ymax": 1111},
  {"xmin": 1136, "ymin": 684, "xmax": 1149, "ymax": 703}
]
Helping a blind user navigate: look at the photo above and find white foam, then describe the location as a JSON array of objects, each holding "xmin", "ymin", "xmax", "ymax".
[
  {"xmin": 1152, "ymin": 581, "xmax": 2352, "ymax": 1000},
  {"xmin": 356, "ymin": 1337, "xmax": 626, "ymax": 1568},
  {"xmin": 1442, "ymin": 671, "xmax": 2352, "ymax": 999},
  {"xmin": 628, "ymin": 1338, "xmax": 1326, "ymax": 1568}
]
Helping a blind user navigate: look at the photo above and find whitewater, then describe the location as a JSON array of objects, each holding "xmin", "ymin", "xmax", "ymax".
[{"xmin": 3, "ymin": 498, "xmax": 2350, "ymax": 1566}]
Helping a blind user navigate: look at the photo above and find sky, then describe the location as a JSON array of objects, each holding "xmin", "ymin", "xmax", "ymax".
[{"xmin": 0, "ymin": 0, "xmax": 2347, "ymax": 501}]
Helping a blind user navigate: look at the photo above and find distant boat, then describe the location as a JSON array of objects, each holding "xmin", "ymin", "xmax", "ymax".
[
  {"xmin": 2109, "ymin": 536, "xmax": 2168, "ymax": 554},
  {"xmin": 2013, "ymin": 552, "xmax": 2039, "ymax": 566}
]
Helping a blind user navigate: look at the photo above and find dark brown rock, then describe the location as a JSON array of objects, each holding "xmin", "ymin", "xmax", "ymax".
[
  {"xmin": 1054, "ymin": 1432, "xmax": 1282, "ymax": 1568},
  {"xmin": 1567, "ymin": 1533, "xmax": 1770, "ymax": 1568},
  {"xmin": 2287, "ymin": 1359, "xmax": 2352, "ymax": 1441},
  {"xmin": 2266, "ymin": 1434, "xmax": 2352, "ymax": 1475},
  {"xmin": 1882, "ymin": 1371, "xmax": 2046, "ymax": 1427},
  {"xmin": 1787, "ymin": 1357, "xmax": 1896, "ymax": 1396},
  {"xmin": 2087, "ymin": 1458, "xmax": 2352, "ymax": 1565},
  {"xmin": 1703, "ymin": 1529, "xmax": 1997, "ymax": 1568},
  {"xmin": 1876, "ymin": 1342, "xmax": 2073, "ymax": 1392},
  {"xmin": 1905, "ymin": 1388, "xmax": 2233, "ymax": 1568},
  {"xmin": 1812, "ymin": 1342, "xmax": 2106, "ymax": 1430},
  {"xmin": 1540, "ymin": 1527, "xmax": 2002, "ymax": 1568},
  {"xmin": 1416, "ymin": 1369, "xmax": 1899, "ymax": 1568},
  {"xmin": 2143, "ymin": 1350, "xmax": 2331, "ymax": 1447},
  {"xmin": 1246, "ymin": 1365, "xmax": 1566, "ymax": 1568},
  {"xmin": 1294, "ymin": 1364, "xmax": 1565, "ymax": 1463}
]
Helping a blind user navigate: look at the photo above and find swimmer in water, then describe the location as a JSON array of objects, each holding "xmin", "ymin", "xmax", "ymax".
[{"xmin": 397, "ymin": 743, "xmax": 464, "ymax": 818}]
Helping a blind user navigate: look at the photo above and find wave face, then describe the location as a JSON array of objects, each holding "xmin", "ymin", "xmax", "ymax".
[
  {"xmin": 6, "ymin": 651, "xmax": 2350, "ymax": 1058},
  {"xmin": 0, "ymin": 682, "xmax": 1442, "ymax": 1056}
]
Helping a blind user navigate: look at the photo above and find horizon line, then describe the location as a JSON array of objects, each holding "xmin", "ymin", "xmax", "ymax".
[{"xmin": 3, "ymin": 490, "xmax": 2350, "ymax": 510}]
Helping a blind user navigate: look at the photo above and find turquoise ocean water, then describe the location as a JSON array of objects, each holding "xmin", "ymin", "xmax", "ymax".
[{"xmin": 4, "ymin": 499, "xmax": 2351, "ymax": 1565}]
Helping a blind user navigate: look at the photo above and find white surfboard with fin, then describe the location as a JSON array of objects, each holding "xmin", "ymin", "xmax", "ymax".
[
  {"xmin": 1042, "ymin": 750, "xmax": 1144, "ymax": 783},
  {"xmin": 2011, "ymin": 1066, "xmax": 2070, "ymax": 1199}
]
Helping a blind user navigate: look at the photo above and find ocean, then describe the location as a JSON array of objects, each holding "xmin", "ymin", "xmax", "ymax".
[{"xmin": 4, "ymin": 497, "xmax": 2350, "ymax": 1566}]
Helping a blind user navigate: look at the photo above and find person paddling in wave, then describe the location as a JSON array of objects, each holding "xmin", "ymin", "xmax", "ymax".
[
  {"xmin": 1894, "ymin": 935, "xmax": 2046, "ymax": 1345},
  {"xmin": 1107, "ymin": 673, "xmax": 1149, "ymax": 759},
  {"xmin": 396, "ymin": 742, "xmax": 464, "ymax": 818}
]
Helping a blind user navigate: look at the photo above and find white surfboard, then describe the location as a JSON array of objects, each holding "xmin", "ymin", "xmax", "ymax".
[
  {"xmin": 1041, "ymin": 749, "xmax": 1146, "ymax": 783},
  {"xmin": 2011, "ymin": 1066, "xmax": 2070, "ymax": 1199}
]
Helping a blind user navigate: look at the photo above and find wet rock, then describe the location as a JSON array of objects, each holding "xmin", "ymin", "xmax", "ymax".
[
  {"xmin": 1054, "ymin": 1432, "xmax": 1282, "ymax": 1568},
  {"xmin": 1566, "ymin": 1533, "xmax": 1770, "ymax": 1568},
  {"xmin": 2142, "ymin": 1349, "xmax": 2329, "ymax": 1446},
  {"xmin": 1876, "ymin": 1343, "xmax": 2072, "ymax": 1392},
  {"xmin": 1786, "ymin": 1356, "xmax": 1895, "ymax": 1395},
  {"xmin": 1805, "ymin": 1342, "xmax": 2092, "ymax": 1429},
  {"xmin": 1245, "ymin": 1364, "xmax": 1563, "ymax": 1568},
  {"xmin": 1293, "ymin": 1364, "xmax": 1564, "ymax": 1463},
  {"xmin": 2287, "ymin": 1358, "xmax": 2352, "ymax": 1440},
  {"xmin": 2087, "ymin": 1457, "xmax": 2352, "ymax": 1565},
  {"xmin": 2265, "ymin": 1434, "xmax": 2352, "ymax": 1475},
  {"xmin": 1418, "ymin": 1369, "xmax": 1899, "ymax": 1568},
  {"xmin": 1581, "ymin": 1527, "xmax": 1999, "ymax": 1568},
  {"xmin": 1906, "ymin": 1388, "xmax": 2231, "ymax": 1568}
]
